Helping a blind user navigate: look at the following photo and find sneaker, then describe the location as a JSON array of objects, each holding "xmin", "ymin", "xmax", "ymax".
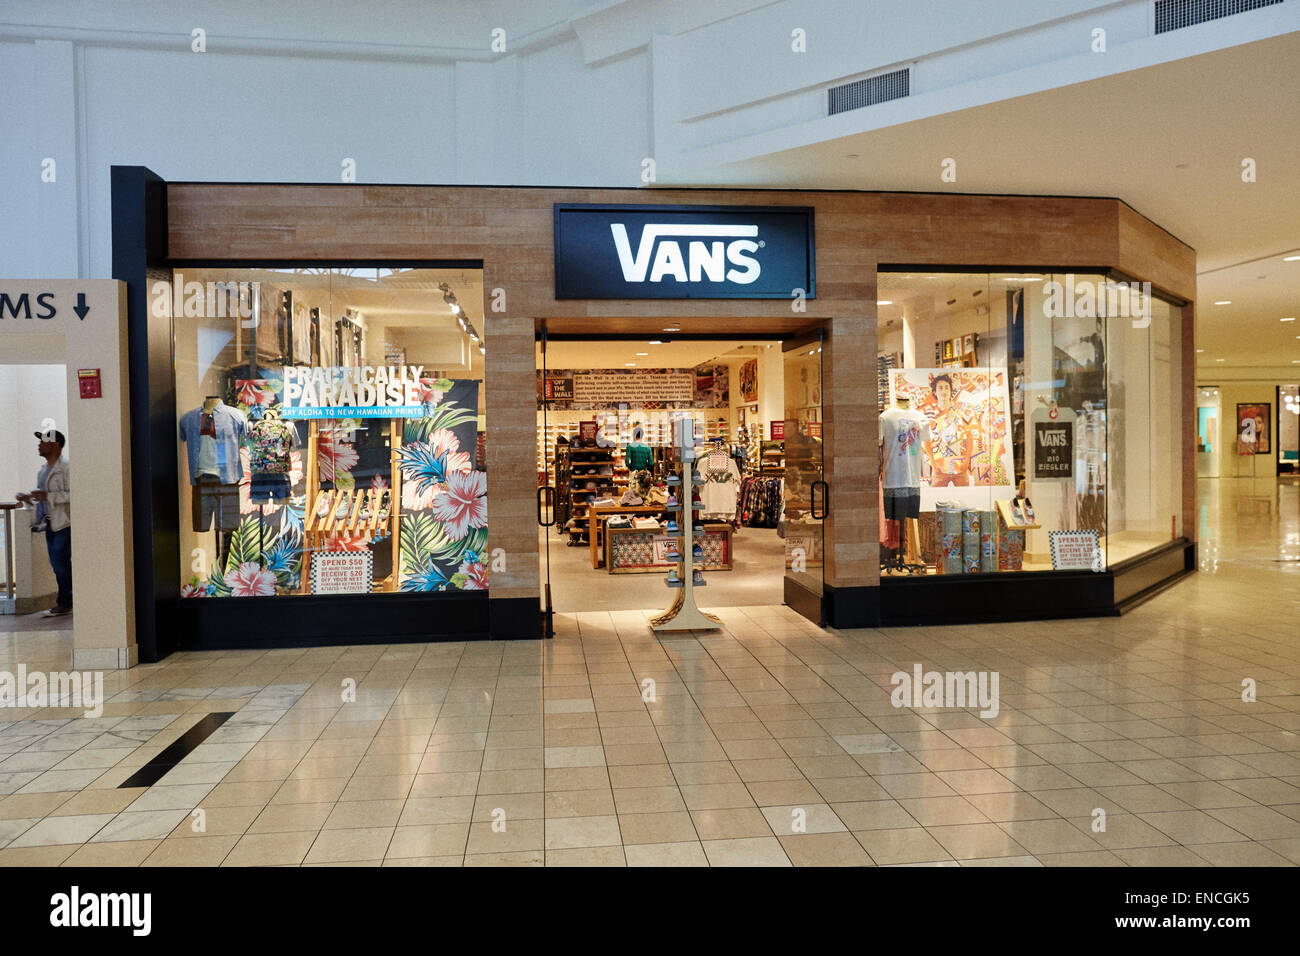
[
  {"xmin": 1010, "ymin": 497, "xmax": 1024, "ymax": 523},
  {"xmin": 666, "ymin": 519, "xmax": 679, "ymax": 533},
  {"xmin": 692, "ymin": 571, "xmax": 706, "ymax": 586},
  {"xmin": 665, "ymin": 495, "xmax": 678, "ymax": 508},
  {"xmin": 43, "ymin": 606, "xmax": 71, "ymax": 617},
  {"xmin": 693, "ymin": 544, "xmax": 704, "ymax": 559},
  {"xmin": 1023, "ymin": 497, "xmax": 1035, "ymax": 522},
  {"xmin": 666, "ymin": 572, "xmax": 683, "ymax": 588}
]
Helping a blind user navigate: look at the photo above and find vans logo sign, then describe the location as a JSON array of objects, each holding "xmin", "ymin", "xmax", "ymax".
[
  {"xmin": 610, "ymin": 223, "xmax": 762, "ymax": 285},
  {"xmin": 555, "ymin": 204, "xmax": 813, "ymax": 300}
]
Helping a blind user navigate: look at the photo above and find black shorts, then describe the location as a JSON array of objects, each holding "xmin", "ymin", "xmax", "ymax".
[
  {"xmin": 883, "ymin": 487, "xmax": 920, "ymax": 520},
  {"xmin": 193, "ymin": 476, "xmax": 242, "ymax": 532}
]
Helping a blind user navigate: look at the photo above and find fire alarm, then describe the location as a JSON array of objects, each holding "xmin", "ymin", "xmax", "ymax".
[{"xmin": 78, "ymin": 368, "xmax": 102, "ymax": 399}]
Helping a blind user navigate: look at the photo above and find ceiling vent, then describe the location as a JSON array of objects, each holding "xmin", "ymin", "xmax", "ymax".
[
  {"xmin": 828, "ymin": 68, "xmax": 910, "ymax": 116},
  {"xmin": 1154, "ymin": 0, "xmax": 1283, "ymax": 35}
]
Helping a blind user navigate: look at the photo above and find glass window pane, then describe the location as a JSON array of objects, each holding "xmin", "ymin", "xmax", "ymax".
[{"xmin": 173, "ymin": 266, "xmax": 487, "ymax": 599}]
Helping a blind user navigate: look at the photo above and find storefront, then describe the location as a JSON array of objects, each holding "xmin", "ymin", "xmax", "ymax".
[{"xmin": 111, "ymin": 168, "xmax": 1197, "ymax": 661}]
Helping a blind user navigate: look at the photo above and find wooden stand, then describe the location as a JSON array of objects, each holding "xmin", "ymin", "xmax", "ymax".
[
  {"xmin": 651, "ymin": 457, "xmax": 721, "ymax": 633},
  {"xmin": 298, "ymin": 419, "xmax": 402, "ymax": 593}
]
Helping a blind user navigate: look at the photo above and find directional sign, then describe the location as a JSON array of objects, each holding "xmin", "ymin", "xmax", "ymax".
[{"xmin": 0, "ymin": 288, "xmax": 94, "ymax": 321}]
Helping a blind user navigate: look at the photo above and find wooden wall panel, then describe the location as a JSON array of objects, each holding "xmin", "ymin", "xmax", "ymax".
[{"xmin": 1116, "ymin": 204, "xmax": 1197, "ymax": 303}]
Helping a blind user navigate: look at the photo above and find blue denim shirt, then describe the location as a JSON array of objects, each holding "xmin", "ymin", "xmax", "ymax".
[{"xmin": 179, "ymin": 402, "xmax": 248, "ymax": 485}]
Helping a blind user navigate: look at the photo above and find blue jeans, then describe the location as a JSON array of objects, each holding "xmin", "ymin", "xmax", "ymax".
[{"xmin": 45, "ymin": 526, "xmax": 72, "ymax": 610}]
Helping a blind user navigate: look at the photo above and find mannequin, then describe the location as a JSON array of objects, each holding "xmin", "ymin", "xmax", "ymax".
[
  {"xmin": 179, "ymin": 395, "xmax": 248, "ymax": 533},
  {"xmin": 625, "ymin": 423, "xmax": 653, "ymax": 471},
  {"xmin": 248, "ymin": 406, "xmax": 300, "ymax": 504},
  {"xmin": 879, "ymin": 395, "xmax": 930, "ymax": 573}
]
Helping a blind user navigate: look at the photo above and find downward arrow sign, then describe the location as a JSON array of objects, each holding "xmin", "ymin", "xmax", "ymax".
[{"xmin": 73, "ymin": 292, "xmax": 89, "ymax": 320}]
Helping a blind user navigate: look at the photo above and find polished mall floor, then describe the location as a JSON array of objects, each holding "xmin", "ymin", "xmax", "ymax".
[
  {"xmin": 539, "ymin": 525, "xmax": 787, "ymax": 612},
  {"xmin": 0, "ymin": 477, "xmax": 1297, "ymax": 867}
]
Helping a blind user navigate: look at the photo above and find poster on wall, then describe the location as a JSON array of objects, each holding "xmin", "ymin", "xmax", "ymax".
[
  {"xmin": 740, "ymin": 359, "xmax": 758, "ymax": 404},
  {"xmin": 770, "ymin": 421, "xmax": 785, "ymax": 440},
  {"xmin": 1236, "ymin": 403, "xmax": 1270, "ymax": 455},
  {"xmin": 889, "ymin": 367, "xmax": 1015, "ymax": 511},
  {"xmin": 535, "ymin": 367, "xmax": 729, "ymax": 410}
]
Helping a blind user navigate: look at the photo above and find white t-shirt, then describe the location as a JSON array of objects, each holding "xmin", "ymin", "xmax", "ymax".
[{"xmin": 880, "ymin": 406, "xmax": 931, "ymax": 489}]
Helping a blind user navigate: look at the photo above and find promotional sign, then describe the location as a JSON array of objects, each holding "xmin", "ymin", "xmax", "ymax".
[
  {"xmin": 544, "ymin": 377, "xmax": 574, "ymax": 401},
  {"xmin": 311, "ymin": 552, "xmax": 374, "ymax": 594},
  {"xmin": 770, "ymin": 421, "xmax": 785, "ymax": 440},
  {"xmin": 554, "ymin": 204, "xmax": 815, "ymax": 299},
  {"xmin": 1033, "ymin": 420, "xmax": 1074, "ymax": 478},
  {"xmin": 1236, "ymin": 403, "xmax": 1271, "ymax": 455},
  {"xmin": 281, "ymin": 365, "xmax": 429, "ymax": 419},
  {"xmin": 1048, "ymin": 530, "xmax": 1101, "ymax": 571},
  {"xmin": 889, "ymin": 367, "xmax": 1015, "ymax": 511}
]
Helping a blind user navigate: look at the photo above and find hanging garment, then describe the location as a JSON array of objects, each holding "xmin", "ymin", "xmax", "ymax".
[{"xmin": 700, "ymin": 455, "xmax": 741, "ymax": 520}]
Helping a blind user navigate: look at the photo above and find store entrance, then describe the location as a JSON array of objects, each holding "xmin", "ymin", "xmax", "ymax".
[{"xmin": 537, "ymin": 333, "xmax": 812, "ymax": 624}]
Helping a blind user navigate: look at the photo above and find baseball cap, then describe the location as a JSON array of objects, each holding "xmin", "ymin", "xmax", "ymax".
[{"xmin": 35, "ymin": 428, "xmax": 66, "ymax": 447}]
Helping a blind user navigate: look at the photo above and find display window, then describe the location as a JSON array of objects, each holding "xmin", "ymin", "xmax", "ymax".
[
  {"xmin": 171, "ymin": 267, "xmax": 487, "ymax": 598},
  {"xmin": 877, "ymin": 271, "xmax": 1181, "ymax": 575}
]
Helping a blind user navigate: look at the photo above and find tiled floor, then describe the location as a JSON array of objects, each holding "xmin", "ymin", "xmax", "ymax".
[{"xmin": 1, "ymin": 477, "xmax": 1298, "ymax": 866}]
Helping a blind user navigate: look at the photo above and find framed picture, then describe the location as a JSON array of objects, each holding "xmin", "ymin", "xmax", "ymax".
[
  {"xmin": 737, "ymin": 407, "xmax": 746, "ymax": 425},
  {"xmin": 1236, "ymin": 403, "xmax": 1271, "ymax": 455},
  {"xmin": 740, "ymin": 358, "xmax": 758, "ymax": 403}
]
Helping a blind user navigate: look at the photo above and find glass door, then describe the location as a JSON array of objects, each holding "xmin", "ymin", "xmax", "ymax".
[
  {"xmin": 538, "ymin": 328, "xmax": 555, "ymax": 638},
  {"xmin": 782, "ymin": 330, "xmax": 826, "ymax": 623}
]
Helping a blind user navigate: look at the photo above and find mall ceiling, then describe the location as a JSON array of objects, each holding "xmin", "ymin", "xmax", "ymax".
[{"xmin": 670, "ymin": 32, "xmax": 1300, "ymax": 378}]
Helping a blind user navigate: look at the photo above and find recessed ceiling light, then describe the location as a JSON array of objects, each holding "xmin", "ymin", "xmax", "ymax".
[
  {"xmin": 624, "ymin": 362, "xmax": 636, "ymax": 367},
  {"xmin": 1284, "ymin": 255, "xmax": 1300, "ymax": 262},
  {"xmin": 1283, "ymin": 317, "xmax": 1296, "ymax": 322},
  {"xmin": 1196, "ymin": 349, "xmax": 1205, "ymax": 353},
  {"xmin": 877, "ymin": 300, "xmax": 892, "ymax": 305},
  {"xmin": 636, "ymin": 352, "xmax": 648, "ymax": 356},
  {"xmin": 648, "ymin": 340, "xmax": 663, "ymax": 345},
  {"xmin": 663, "ymin": 327, "xmax": 680, "ymax": 332},
  {"xmin": 1214, "ymin": 300, "xmax": 1231, "ymax": 305},
  {"xmin": 1215, "ymin": 358, "xmax": 1225, "ymax": 362}
]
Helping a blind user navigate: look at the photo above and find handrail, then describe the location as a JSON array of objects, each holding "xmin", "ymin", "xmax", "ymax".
[{"xmin": 1, "ymin": 501, "xmax": 17, "ymax": 600}]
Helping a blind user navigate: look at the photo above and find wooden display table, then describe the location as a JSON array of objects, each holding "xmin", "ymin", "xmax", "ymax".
[
  {"xmin": 606, "ymin": 522, "xmax": 732, "ymax": 573},
  {"xmin": 586, "ymin": 504, "xmax": 665, "ymax": 568}
]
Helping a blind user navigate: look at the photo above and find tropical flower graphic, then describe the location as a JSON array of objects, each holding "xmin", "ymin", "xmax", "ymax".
[
  {"xmin": 417, "ymin": 377, "xmax": 447, "ymax": 406},
  {"xmin": 180, "ymin": 580, "xmax": 208, "ymax": 598},
  {"xmin": 228, "ymin": 561, "xmax": 277, "ymax": 597},
  {"xmin": 236, "ymin": 379, "xmax": 276, "ymax": 407},
  {"xmin": 398, "ymin": 430, "xmax": 473, "ymax": 511},
  {"xmin": 324, "ymin": 534, "xmax": 371, "ymax": 552},
  {"xmin": 430, "ymin": 470, "xmax": 487, "ymax": 540},
  {"xmin": 457, "ymin": 559, "xmax": 489, "ymax": 590},
  {"xmin": 317, "ymin": 425, "xmax": 359, "ymax": 482}
]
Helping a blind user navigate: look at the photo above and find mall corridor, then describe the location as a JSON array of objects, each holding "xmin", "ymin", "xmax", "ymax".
[{"xmin": 0, "ymin": 478, "xmax": 1296, "ymax": 867}]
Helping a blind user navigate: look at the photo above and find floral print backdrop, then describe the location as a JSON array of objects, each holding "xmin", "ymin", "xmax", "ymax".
[{"xmin": 183, "ymin": 370, "xmax": 486, "ymax": 597}]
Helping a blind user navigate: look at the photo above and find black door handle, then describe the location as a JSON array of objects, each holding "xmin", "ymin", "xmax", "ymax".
[
  {"xmin": 811, "ymin": 480, "xmax": 829, "ymax": 520},
  {"xmin": 537, "ymin": 485, "xmax": 555, "ymax": 527}
]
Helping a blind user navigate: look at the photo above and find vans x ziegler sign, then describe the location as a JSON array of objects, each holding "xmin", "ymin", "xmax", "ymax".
[{"xmin": 554, "ymin": 204, "xmax": 814, "ymax": 299}]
